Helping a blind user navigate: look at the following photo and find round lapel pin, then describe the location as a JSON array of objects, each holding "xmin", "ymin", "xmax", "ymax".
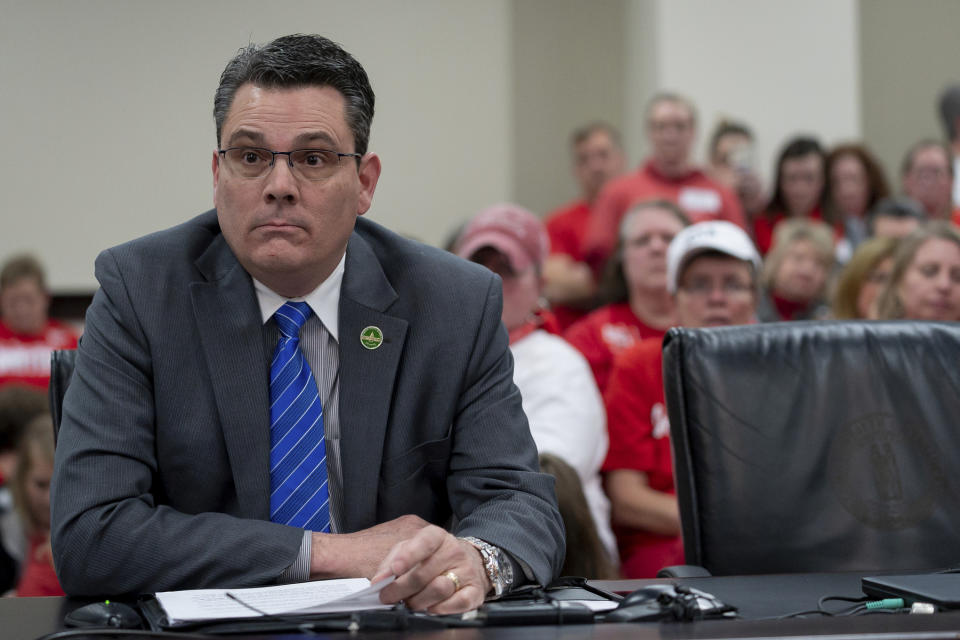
[{"xmin": 360, "ymin": 326, "xmax": 384, "ymax": 350}]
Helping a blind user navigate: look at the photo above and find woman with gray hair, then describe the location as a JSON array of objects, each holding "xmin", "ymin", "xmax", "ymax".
[{"xmin": 757, "ymin": 219, "xmax": 835, "ymax": 322}]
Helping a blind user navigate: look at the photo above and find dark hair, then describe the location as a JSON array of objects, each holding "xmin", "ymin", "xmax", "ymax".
[
  {"xmin": 0, "ymin": 386, "xmax": 48, "ymax": 453},
  {"xmin": 214, "ymin": 34, "xmax": 375, "ymax": 156},
  {"xmin": 900, "ymin": 138, "xmax": 953, "ymax": 178},
  {"xmin": 865, "ymin": 196, "xmax": 926, "ymax": 235},
  {"xmin": 571, "ymin": 121, "xmax": 622, "ymax": 150},
  {"xmin": 764, "ymin": 136, "xmax": 826, "ymax": 218},
  {"xmin": 708, "ymin": 119, "xmax": 753, "ymax": 161},
  {"xmin": 12, "ymin": 413, "xmax": 55, "ymax": 535},
  {"xmin": 938, "ymin": 85, "xmax": 960, "ymax": 141},
  {"xmin": 823, "ymin": 143, "xmax": 891, "ymax": 225},
  {"xmin": 0, "ymin": 254, "xmax": 46, "ymax": 292},
  {"xmin": 538, "ymin": 453, "xmax": 617, "ymax": 579},
  {"xmin": 597, "ymin": 200, "xmax": 690, "ymax": 304}
]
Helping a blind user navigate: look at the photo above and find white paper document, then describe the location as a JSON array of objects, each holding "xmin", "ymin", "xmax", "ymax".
[{"xmin": 154, "ymin": 576, "xmax": 395, "ymax": 623}]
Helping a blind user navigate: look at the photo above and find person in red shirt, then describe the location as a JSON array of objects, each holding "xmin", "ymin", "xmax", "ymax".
[
  {"xmin": 603, "ymin": 221, "xmax": 761, "ymax": 578},
  {"xmin": 565, "ymin": 200, "xmax": 689, "ymax": 392},
  {"xmin": 0, "ymin": 255, "xmax": 79, "ymax": 390},
  {"xmin": 543, "ymin": 122, "xmax": 627, "ymax": 331},
  {"xmin": 753, "ymin": 136, "xmax": 829, "ymax": 255},
  {"xmin": 584, "ymin": 93, "xmax": 745, "ymax": 275}
]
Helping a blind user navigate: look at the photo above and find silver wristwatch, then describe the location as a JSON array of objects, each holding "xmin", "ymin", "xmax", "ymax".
[{"xmin": 460, "ymin": 536, "xmax": 514, "ymax": 598}]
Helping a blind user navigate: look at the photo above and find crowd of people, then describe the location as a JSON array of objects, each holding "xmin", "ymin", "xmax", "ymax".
[
  {"xmin": 3, "ymin": 79, "xmax": 960, "ymax": 596},
  {"xmin": 454, "ymin": 90, "xmax": 960, "ymax": 579},
  {"xmin": 0, "ymin": 256, "xmax": 78, "ymax": 595}
]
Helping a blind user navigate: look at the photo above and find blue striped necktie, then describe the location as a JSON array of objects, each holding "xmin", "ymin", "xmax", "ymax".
[{"xmin": 269, "ymin": 301, "xmax": 330, "ymax": 532}]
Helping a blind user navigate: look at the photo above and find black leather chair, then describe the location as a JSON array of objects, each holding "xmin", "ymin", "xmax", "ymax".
[
  {"xmin": 662, "ymin": 321, "xmax": 960, "ymax": 576},
  {"xmin": 48, "ymin": 349, "xmax": 77, "ymax": 443}
]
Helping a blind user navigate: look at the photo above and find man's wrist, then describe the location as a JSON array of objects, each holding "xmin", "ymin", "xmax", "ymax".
[{"xmin": 459, "ymin": 536, "xmax": 514, "ymax": 598}]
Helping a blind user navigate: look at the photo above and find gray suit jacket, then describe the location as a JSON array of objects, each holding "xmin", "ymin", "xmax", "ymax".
[{"xmin": 51, "ymin": 210, "xmax": 564, "ymax": 596}]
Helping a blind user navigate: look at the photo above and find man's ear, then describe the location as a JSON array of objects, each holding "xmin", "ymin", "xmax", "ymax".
[
  {"xmin": 212, "ymin": 150, "xmax": 221, "ymax": 203},
  {"xmin": 356, "ymin": 152, "xmax": 382, "ymax": 216}
]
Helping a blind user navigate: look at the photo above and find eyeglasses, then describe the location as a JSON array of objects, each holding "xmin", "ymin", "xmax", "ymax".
[
  {"xmin": 217, "ymin": 146, "xmax": 362, "ymax": 181},
  {"xmin": 679, "ymin": 280, "xmax": 753, "ymax": 296}
]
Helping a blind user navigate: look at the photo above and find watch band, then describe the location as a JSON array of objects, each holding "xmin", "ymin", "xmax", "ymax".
[{"xmin": 460, "ymin": 536, "xmax": 514, "ymax": 598}]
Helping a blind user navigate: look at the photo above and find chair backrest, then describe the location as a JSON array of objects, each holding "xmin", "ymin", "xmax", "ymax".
[
  {"xmin": 663, "ymin": 321, "xmax": 960, "ymax": 576},
  {"xmin": 49, "ymin": 349, "xmax": 78, "ymax": 443}
]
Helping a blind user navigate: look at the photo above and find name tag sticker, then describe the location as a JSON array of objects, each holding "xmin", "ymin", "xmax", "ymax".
[{"xmin": 678, "ymin": 187, "xmax": 722, "ymax": 213}]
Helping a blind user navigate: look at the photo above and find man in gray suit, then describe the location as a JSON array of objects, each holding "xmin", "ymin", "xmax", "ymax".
[{"xmin": 50, "ymin": 34, "xmax": 563, "ymax": 614}]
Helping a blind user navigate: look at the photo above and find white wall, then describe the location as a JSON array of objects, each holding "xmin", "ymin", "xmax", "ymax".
[
  {"xmin": 1, "ymin": 0, "xmax": 512, "ymax": 290},
  {"xmin": 625, "ymin": 0, "xmax": 861, "ymax": 183}
]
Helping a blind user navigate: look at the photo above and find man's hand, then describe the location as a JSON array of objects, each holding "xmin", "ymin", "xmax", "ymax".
[
  {"xmin": 372, "ymin": 525, "xmax": 491, "ymax": 614},
  {"xmin": 309, "ymin": 514, "xmax": 430, "ymax": 579}
]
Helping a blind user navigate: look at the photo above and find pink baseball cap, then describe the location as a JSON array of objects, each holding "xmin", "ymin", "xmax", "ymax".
[{"xmin": 455, "ymin": 203, "xmax": 549, "ymax": 272}]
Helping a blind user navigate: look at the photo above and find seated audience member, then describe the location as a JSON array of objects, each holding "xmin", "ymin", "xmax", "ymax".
[
  {"xmin": 900, "ymin": 139, "xmax": 960, "ymax": 224},
  {"xmin": 544, "ymin": 122, "xmax": 627, "ymax": 330},
  {"xmin": 603, "ymin": 221, "xmax": 761, "ymax": 578},
  {"xmin": 51, "ymin": 34, "xmax": 563, "ymax": 608},
  {"xmin": 753, "ymin": 137, "xmax": 828, "ymax": 255},
  {"xmin": 831, "ymin": 237, "xmax": 898, "ymax": 319},
  {"xmin": 0, "ymin": 386, "xmax": 49, "ymax": 593},
  {"xmin": 866, "ymin": 196, "xmax": 925, "ymax": 239},
  {"xmin": 0, "ymin": 255, "xmax": 79, "ymax": 390},
  {"xmin": 538, "ymin": 454, "xmax": 618, "ymax": 579},
  {"xmin": 584, "ymin": 93, "xmax": 745, "ymax": 274},
  {"xmin": 455, "ymin": 204, "xmax": 617, "ymax": 564},
  {"xmin": 756, "ymin": 219, "xmax": 834, "ymax": 322},
  {"xmin": 938, "ymin": 84, "xmax": 960, "ymax": 207},
  {"xmin": 565, "ymin": 201, "xmax": 690, "ymax": 392},
  {"xmin": 875, "ymin": 222, "xmax": 960, "ymax": 322},
  {"xmin": 13, "ymin": 414, "xmax": 63, "ymax": 596},
  {"xmin": 824, "ymin": 144, "xmax": 891, "ymax": 249},
  {"xmin": 706, "ymin": 120, "xmax": 766, "ymax": 220}
]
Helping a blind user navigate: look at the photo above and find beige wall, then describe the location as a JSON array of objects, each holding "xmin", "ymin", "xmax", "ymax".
[
  {"xmin": 626, "ymin": 0, "xmax": 861, "ymax": 184},
  {"xmin": 4, "ymin": 1, "xmax": 957, "ymax": 292},
  {"xmin": 860, "ymin": 0, "xmax": 960, "ymax": 186},
  {"xmin": 1, "ymin": 0, "xmax": 514, "ymax": 290},
  {"xmin": 511, "ymin": 0, "xmax": 626, "ymax": 217}
]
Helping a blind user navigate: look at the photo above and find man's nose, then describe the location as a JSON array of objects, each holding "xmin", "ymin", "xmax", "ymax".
[{"xmin": 263, "ymin": 156, "xmax": 299, "ymax": 203}]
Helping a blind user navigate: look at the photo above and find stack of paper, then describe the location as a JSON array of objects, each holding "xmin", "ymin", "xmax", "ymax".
[{"xmin": 154, "ymin": 577, "xmax": 395, "ymax": 624}]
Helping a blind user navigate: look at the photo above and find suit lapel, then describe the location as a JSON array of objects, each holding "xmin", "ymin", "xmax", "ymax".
[
  {"xmin": 338, "ymin": 231, "xmax": 408, "ymax": 531},
  {"xmin": 190, "ymin": 233, "xmax": 271, "ymax": 520}
]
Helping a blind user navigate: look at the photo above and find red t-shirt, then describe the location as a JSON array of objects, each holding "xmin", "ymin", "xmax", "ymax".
[
  {"xmin": 0, "ymin": 320, "xmax": 79, "ymax": 390},
  {"xmin": 563, "ymin": 302, "xmax": 666, "ymax": 393},
  {"xmin": 602, "ymin": 337, "xmax": 683, "ymax": 578},
  {"xmin": 584, "ymin": 160, "xmax": 746, "ymax": 273},
  {"xmin": 544, "ymin": 199, "xmax": 594, "ymax": 331},
  {"xmin": 16, "ymin": 533, "xmax": 65, "ymax": 597},
  {"xmin": 545, "ymin": 199, "xmax": 591, "ymax": 262},
  {"xmin": 752, "ymin": 206, "xmax": 840, "ymax": 256}
]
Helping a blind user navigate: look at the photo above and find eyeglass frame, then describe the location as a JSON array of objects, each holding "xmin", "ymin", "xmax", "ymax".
[{"xmin": 217, "ymin": 146, "xmax": 363, "ymax": 181}]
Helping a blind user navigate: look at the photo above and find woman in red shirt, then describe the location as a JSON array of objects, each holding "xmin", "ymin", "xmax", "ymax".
[{"xmin": 753, "ymin": 137, "xmax": 828, "ymax": 255}]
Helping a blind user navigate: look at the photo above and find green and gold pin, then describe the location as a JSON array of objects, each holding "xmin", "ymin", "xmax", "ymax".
[{"xmin": 360, "ymin": 326, "xmax": 384, "ymax": 350}]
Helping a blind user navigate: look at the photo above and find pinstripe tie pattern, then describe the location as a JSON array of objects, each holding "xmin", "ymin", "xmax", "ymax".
[{"xmin": 269, "ymin": 301, "xmax": 330, "ymax": 532}]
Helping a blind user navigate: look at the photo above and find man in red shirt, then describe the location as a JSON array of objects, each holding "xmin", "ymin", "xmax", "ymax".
[
  {"xmin": 602, "ymin": 221, "xmax": 760, "ymax": 578},
  {"xmin": 584, "ymin": 94, "xmax": 746, "ymax": 275},
  {"xmin": 543, "ymin": 123, "xmax": 626, "ymax": 330},
  {"xmin": 0, "ymin": 255, "xmax": 79, "ymax": 390},
  {"xmin": 900, "ymin": 139, "xmax": 960, "ymax": 226}
]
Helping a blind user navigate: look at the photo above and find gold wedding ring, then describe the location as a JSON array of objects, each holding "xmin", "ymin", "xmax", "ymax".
[{"xmin": 444, "ymin": 571, "xmax": 462, "ymax": 592}]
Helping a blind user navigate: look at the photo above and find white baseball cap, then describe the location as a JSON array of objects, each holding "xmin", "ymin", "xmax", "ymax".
[{"xmin": 666, "ymin": 221, "xmax": 761, "ymax": 294}]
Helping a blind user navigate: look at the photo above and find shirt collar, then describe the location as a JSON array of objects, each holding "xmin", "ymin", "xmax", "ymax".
[{"xmin": 253, "ymin": 252, "xmax": 345, "ymax": 342}]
